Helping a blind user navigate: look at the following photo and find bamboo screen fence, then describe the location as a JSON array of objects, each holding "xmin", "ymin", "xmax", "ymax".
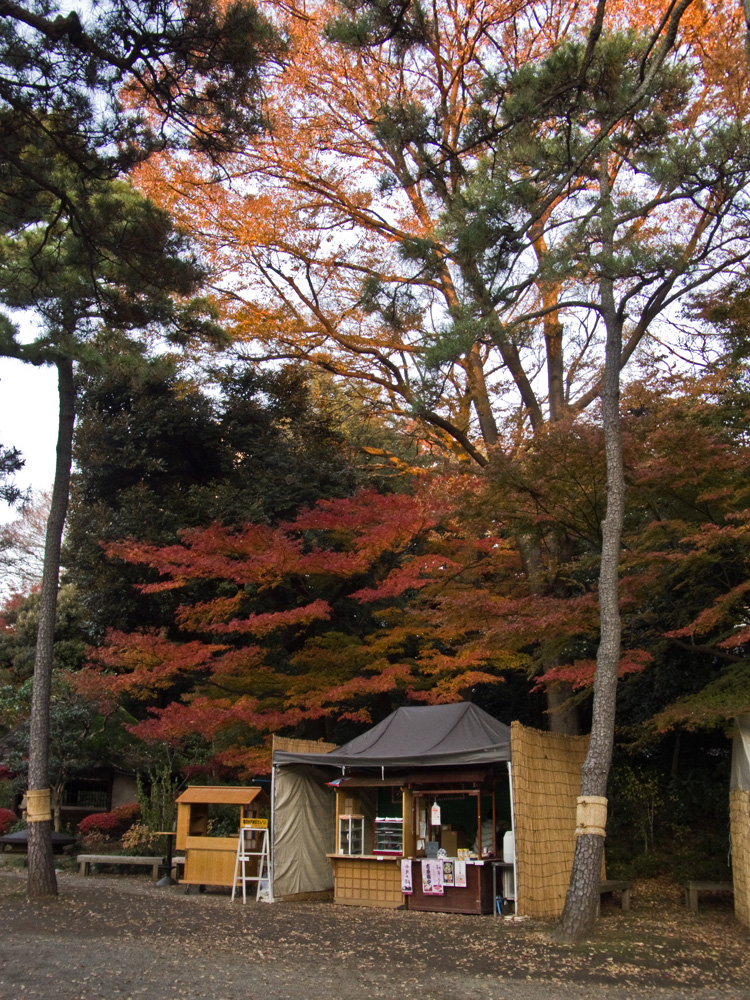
[
  {"xmin": 272, "ymin": 736, "xmax": 338, "ymax": 755},
  {"xmin": 511, "ymin": 721, "xmax": 589, "ymax": 919},
  {"xmin": 730, "ymin": 790, "xmax": 750, "ymax": 927},
  {"xmin": 730, "ymin": 718, "xmax": 750, "ymax": 928}
]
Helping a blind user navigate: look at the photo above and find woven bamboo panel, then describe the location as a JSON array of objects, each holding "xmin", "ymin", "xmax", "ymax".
[
  {"xmin": 730, "ymin": 789, "xmax": 750, "ymax": 927},
  {"xmin": 511, "ymin": 721, "xmax": 589, "ymax": 919},
  {"xmin": 331, "ymin": 857, "xmax": 402, "ymax": 908},
  {"xmin": 272, "ymin": 735, "xmax": 338, "ymax": 755}
]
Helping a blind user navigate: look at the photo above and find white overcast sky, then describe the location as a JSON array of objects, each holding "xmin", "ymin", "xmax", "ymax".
[{"xmin": 0, "ymin": 355, "xmax": 59, "ymax": 524}]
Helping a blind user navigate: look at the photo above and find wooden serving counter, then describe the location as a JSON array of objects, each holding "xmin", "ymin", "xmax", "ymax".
[
  {"xmin": 327, "ymin": 855, "xmax": 402, "ymax": 908},
  {"xmin": 180, "ymin": 834, "xmax": 246, "ymax": 888},
  {"xmin": 406, "ymin": 858, "xmax": 495, "ymax": 915},
  {"xmin": 327, "ymin": 854, "xmax": 498, "ymax": 914}
]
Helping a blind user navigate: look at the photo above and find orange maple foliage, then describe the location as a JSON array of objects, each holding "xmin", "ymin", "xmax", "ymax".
[
  {"xmin": 73, "ymin": 462, "xmax": 665, "ymax": 770},
  {"xmin": 75, "ymin": 484, "xmax": 531, "ymax": 768},
  {"xmin": 72, "ymin": 364, "xmax": 750, "ymax": 768},
  {"xmin": 129, "ymin": 2, "xmax": 750, "ymax": 745},
  {"xmin": 134, "ymin": 0, "xmax": 747, "ymax": 465}
]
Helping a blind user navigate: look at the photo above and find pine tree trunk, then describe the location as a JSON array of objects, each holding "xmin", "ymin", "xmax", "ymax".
[
  {"xmin": 546, "ymin": 681, "xmax": 580, "ymax": 735},
  {"xmin": 466, "ymin": 343, "xmax": 499, "ymax": 448},
  {"xmin": 556, "ymin": 148, "xmax": 624, "ymax": 942},
  {"xmin": 26, "ymin": 358, "xmax": 75, "ymax": 898},
  {"xmin": 516, "ymin": 534, "xmax": 580, "ymax": 735}
]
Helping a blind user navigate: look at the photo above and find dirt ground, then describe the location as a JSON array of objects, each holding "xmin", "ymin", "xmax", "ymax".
[{"xmin": 0, "ymin": 868, "xmax": 748, "ymax": 1000}]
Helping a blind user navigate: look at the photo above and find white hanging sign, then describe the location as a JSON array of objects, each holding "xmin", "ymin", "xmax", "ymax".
[
  {"xmin": 401, "ymin": 859, "xmax": 413, "ymax": 894},
  {"xmin": 430, "ymin": 801, "xmax": 441, "ymax": 826},
  {"xmin": 454, "ymin": 859, "xmax": 467, "ymax": 887}
]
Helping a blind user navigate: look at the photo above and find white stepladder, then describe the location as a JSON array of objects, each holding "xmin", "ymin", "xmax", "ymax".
[{"xmin": 231, "ymin": 818, "xmax": 270, "ymax": 903}]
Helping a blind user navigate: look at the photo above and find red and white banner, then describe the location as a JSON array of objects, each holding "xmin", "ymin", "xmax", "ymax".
[{"xmin": 421, "ymin": 859, "xmax": 444, "ymax": 895}]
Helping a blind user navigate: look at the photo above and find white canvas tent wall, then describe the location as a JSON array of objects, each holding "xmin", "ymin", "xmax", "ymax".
[
  {"xmin": 272, "ymin": 763, "xmax": 337, "ymax": 897},
  {"xmin": 271, "ymin": 737, "xmax": 337, "ymax": 899}
]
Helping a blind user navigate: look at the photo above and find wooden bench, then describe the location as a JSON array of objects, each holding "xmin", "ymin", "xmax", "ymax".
[
  {"xmin": 597, "ymin": 879, "xmax": 632, "ymax": 915},
  {"xmin": 684, "ymin": 880, "xmax": 733, "ymax": 913},
  {"xmin": 78, "ymin": 854, "xmax": 185, "ymax": 880}
]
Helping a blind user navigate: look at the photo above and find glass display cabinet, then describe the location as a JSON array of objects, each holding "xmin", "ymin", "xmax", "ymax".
[
  {"xmin": 338, "ymin": 814, "xmax": 364, "ymax": 855},
  {"xmin": 373, "ymin": 817, "xmax": 403, "ymax": 856}
]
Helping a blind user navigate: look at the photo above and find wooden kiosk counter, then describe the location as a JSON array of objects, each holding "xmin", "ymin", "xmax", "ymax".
[
  {"xmin": 175, "ymin": 785, "xmax": 269, "ymax": 890},
  {"xmin": 327, "ymin": 855, "xmax": 499, "ymax": 914}
]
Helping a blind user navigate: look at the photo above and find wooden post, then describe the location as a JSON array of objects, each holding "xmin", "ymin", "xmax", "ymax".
[{"xmin": 402, "ymin": 788, "xmax": 414, "ymax": 858}]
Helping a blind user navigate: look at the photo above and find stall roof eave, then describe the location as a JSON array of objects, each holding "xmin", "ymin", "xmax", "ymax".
[
  {"xmin": 273, "ymin": 747, "xmax": 510, "ymax": 768},
  {"xmin": 326, "ymin": 765, "xmax": 501, "ymax": 787}
]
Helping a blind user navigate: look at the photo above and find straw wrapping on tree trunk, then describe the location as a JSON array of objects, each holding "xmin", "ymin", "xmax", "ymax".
[
  {"xmin": 25, "ymin": 789, "xmax": 52, "ymax": 823},
  {"xmin": 575, "ymin": 796, "xmax": 607, "ymax": 837}
]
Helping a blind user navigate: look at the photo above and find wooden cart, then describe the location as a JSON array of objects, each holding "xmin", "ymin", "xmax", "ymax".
[{"xmin": 175, "ymin": 786, "xmax": 269, "ymax": 890}]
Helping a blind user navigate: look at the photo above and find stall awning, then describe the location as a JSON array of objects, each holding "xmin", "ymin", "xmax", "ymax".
[
  {"xmin": 273, "ymin": 702, "xmax": 511, "ymax": 770},
  {"xmin": 175, "ymin": 786, "xmax": 268, "ymax": 806}
]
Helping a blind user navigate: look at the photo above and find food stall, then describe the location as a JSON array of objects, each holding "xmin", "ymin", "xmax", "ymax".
[
  {"xmin": 175, "ymin": 785, "xmax": 269, "ymax": 891},
  {"xmin": 272, "ymin": 703, "xmax": 591, "ymax": 918},
  {"xmin": 272, "ymin": 703, "xmax": 514, "ymax": 914},
  {"xmin": 326, "ymin": 761, "xmax": 513, "ymax": 914}
]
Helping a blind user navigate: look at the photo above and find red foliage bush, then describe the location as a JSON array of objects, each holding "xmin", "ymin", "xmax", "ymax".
[
  {"xmin": 77, "ymin": 802, "xmax": 140, "ymax": 837},
  {"xmin": 0, "ymin": 808, "xmax": 17, "ymax": 835},
  {"xmin": 112, "ymin": 802, "xmax": 140, "ymax": 825},
  {"xmin": 78, "ymin": 811, "xmax": 120, "ymax": 835}
]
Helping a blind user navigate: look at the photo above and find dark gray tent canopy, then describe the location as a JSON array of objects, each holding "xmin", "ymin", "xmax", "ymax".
[{"xmin": 273, "ymin": 702, "xmax": 512, "ymax": 770}]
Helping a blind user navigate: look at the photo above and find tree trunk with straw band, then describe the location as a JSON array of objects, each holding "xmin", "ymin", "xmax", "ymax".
[{"xmin": 26, "ymin": 358, "xmax": 75, "ymax": 898}]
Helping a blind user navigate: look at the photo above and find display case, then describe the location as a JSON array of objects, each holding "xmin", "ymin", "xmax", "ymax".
[
  {"xmin": 373, "ymin": 817, "xmax": 403, "ymax": 856},
  {"xmin": 338, "ymin": 814, "xmax": 364, "ymax": 855}
]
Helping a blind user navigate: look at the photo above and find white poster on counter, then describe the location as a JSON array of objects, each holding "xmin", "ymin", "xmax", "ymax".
[
  {"xmin": 401, "ymin": 859, "xmax": 413, "ymax": 894},
  {"xmin": 421, "ymin": 859, "xmax": 444, "ymax": 895},
  {"xmin": 454, "ymin": 859, "xmax": 467, "ymax": 887}
]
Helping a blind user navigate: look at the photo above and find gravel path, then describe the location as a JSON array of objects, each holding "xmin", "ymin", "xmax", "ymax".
[{"xmin": 1, "ymin": 870, "xmax": 748, "ymax": 1000}]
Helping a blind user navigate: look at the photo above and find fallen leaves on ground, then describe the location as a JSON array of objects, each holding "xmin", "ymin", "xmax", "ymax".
[{"xmin": 0, "ymin": 868, "xmax": 747, "ymax": 998}]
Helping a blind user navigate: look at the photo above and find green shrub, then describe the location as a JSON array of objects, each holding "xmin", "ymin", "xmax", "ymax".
[{"xmin": 136, "ymin": 766, "xmax": 179, "ymax": 834}]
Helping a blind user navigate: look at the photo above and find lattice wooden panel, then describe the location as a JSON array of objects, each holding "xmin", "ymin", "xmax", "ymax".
[{"xmin": 332, "ymin": 858, "xmax": 402, "ymax": 908}]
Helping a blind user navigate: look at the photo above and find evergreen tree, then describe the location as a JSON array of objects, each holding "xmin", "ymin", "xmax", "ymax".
[
  {"xmin": 0, "ymin": 172, "xmax": 223, "ymax": 897},
  {"xmin": 0, "ymin": 443, "xmax": 26, "ymax": 508},
  {"xmin": 0, "ymin": 0, "xmax": 280, "ymax": 898},
  {"xmin": 0, "ymin": 0, "xmax": 280, "ymax": 181}
]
